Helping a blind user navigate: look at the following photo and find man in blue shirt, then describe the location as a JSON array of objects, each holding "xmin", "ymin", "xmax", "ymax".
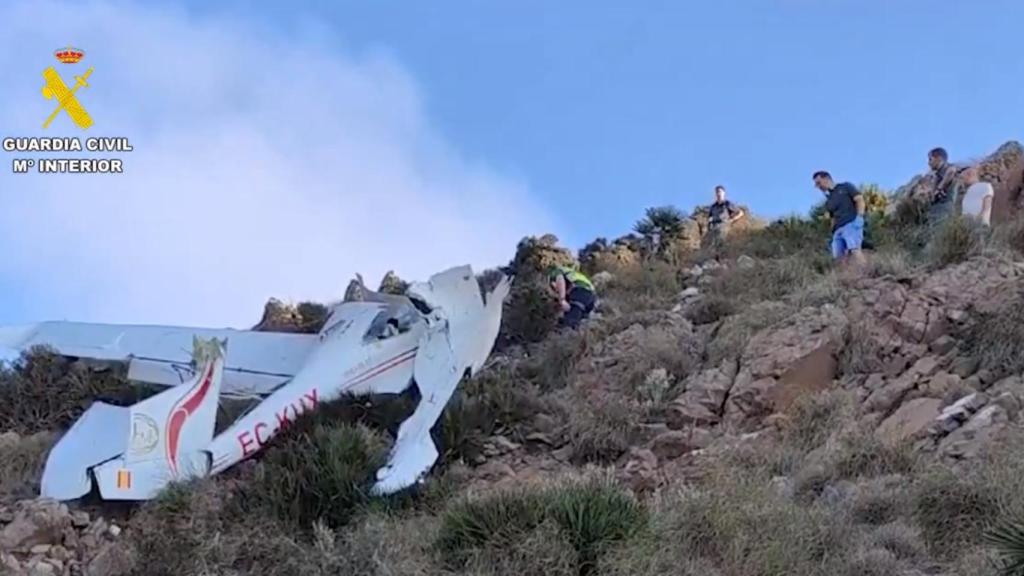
[{"xmin": 813, "ymin": 171, "xmax": 866, "ymax": 269}]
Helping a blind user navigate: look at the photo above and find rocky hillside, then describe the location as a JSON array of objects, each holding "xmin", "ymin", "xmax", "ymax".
[{"xmin": 3, "ymin": 141, "xmax": 1024, "ymax": 576}]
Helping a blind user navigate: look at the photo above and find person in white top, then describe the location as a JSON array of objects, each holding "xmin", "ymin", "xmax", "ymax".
[{"xmin": 960, "ymin": 167, "xmax": 995, "ymax": 226}]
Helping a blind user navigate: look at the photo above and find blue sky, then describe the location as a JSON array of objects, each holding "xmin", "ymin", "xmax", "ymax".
[
  {"xmin": 192, "ymin": 0, "xmax": 1024, "ymax": 248},
  {"xmin": 1, "ymin": 0, "xmax": 1022, "ymax": 332}
]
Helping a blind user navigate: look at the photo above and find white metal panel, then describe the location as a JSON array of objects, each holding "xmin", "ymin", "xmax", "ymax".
[{"xmin": 0, "ymin": 321, "xmax": 317, "ymax": 382}]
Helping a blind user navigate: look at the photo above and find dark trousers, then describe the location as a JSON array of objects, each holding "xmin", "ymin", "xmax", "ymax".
[{"xmin": 560, "ymin": 286, "xmax": 596, "ymax": 329}]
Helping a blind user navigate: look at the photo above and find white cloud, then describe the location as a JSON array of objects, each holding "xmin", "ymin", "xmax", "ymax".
[{"xmin": 0, "ymin": 1, "xmax": 560, "ymax": 328}]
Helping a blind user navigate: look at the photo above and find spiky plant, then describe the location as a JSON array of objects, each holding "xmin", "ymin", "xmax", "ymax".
[
  {"xmin": 983, "ymin": 512, "xmax": 1024, "ymax": 575},
  {"xmin": 633, "ymin": 206, "xmax": 687, "ymax": 240}
]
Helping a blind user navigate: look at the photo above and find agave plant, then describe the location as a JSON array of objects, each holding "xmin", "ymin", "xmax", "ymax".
[{"xmin": 983, "ymin": 511, "xmax": 1024, "ymax": 575}]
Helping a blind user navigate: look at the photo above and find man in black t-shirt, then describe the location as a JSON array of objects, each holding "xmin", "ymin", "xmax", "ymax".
[
  {"xmin": 705, "ymin": 185, "xmax": 745, "ymax": 246},
  {"xmin": 813, "ymin": 171, "xmax": 866, "ymax": 269}
]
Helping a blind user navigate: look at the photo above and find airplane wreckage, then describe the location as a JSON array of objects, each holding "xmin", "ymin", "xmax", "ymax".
[{"xmin": 0, "ymin": 265, "xmax": 512, "ymax": 501}]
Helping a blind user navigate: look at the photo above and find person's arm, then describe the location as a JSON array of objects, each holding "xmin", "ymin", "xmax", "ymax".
[
  {"xmin": 729, "ymin": 205, "xmax": 745, "ymax": 223},
  {"xmin": 935, "ymin": 169, "xmax": 956, "ymax": 199},
  {"xmin": 853, "ymin": 193, "xmax": 865, "ymax": 217},
  {"xmin": 554, "ymin": 275, "xmax": 568, "ymax": 308}
]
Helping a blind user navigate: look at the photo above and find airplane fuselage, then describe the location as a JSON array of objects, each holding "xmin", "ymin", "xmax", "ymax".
[{"xmin": 208, "ymin": 302, "xmax": 421, "ymax": 473}]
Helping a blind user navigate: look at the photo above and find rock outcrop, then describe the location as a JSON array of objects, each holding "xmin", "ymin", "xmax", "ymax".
[{"xmin": 0, "ymin": 500, "xmax": 132, "ymax": 576}]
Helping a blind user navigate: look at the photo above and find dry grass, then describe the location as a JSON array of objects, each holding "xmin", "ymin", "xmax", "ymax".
[
  {"xmin": 705, "ymin": 301, "xmax": 792, "ymax": 365},
  {"xmin": 598, "ymin": 260, "xmax": 682, "ymax": 313},
  {"xmin": 961, "ymin": 293, "xmax": 1024, "ymax": 378},
  {"xmin": 838, "ymin": 317, "xmax": 889, "ymax": 375},
  {"xmin": 0, "ymin": 347, "xmax": 151, "ymax": 434},
  {"xmin": 925, "ymin": 215, "xmax": 989, "ymax": 269},
  {"xmin": 0, "ymin": 431, "xmax": 55, "ymax": 501},
  {"xmin": 566, "ymin": 392, "xmax": 640, "ymax": 464}
]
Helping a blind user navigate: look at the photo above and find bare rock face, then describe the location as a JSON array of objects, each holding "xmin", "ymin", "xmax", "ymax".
[
  {"xmin": 668, "ymin": 360, "xmax": 739, "ymax": 429},
  {"xmin": 723, "ymin": 305, "xmax": 847, "ymax": 430},
  {"xmin": 0, "ymin": 500, "xmax": 71, "ymax": 554},
  {"xmin": 252, "ymin": 298, "xmax": 327, "ymax": 333},
  {"xmin": 579, "ymin": 236, "xmax": 640, "ymax": 274},
  {"xmin": 877, "ymin": 397, "xmax": 943, "ymax": 445},
  {"xmin": 0, "ymin": 500, "xmax": 131, "ymax": 576}
]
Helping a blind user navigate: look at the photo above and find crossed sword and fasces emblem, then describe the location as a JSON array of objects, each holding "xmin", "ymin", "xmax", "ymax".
[{"xmin": 41, "ymin": 66, "xmax": 94, "ymax": 129}]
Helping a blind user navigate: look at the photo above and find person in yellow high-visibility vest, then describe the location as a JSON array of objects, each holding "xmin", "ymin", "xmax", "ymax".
[{"xmin": 547, "ymin": 265, "xmax": 596, "ymax": 329}]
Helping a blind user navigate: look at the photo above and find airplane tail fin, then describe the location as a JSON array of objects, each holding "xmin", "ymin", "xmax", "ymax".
[{"xmin": 41, "ymin": 336, "xmax": 227, "ymax": 501}]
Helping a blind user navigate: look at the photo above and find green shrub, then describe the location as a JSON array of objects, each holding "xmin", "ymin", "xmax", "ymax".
[
  {"xmin": 501, "ymin": 280, "xmax": 561, "ymax": 344},
  {"xmin": 237, "ymin": 422, "xmax": 389, "ymax": 530}
]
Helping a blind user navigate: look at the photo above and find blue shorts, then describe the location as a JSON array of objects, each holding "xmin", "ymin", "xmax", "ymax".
[{"xmin": 831, "ymin": 216, "xmax": 864, "ymax": 259}]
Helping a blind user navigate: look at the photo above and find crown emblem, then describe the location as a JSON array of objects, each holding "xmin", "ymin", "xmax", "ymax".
[{"xmin": 54, "ymin": 46, "xmax": 85, "ymax": 64}]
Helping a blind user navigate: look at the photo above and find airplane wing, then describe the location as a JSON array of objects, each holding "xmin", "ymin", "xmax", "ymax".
[
  {"xmin": 0, "ymin": 321, "xmax": 318, "ymax": 397},
  {"xmin": 43, "ymin": 68, "xmax": 72, "ymax": 100}
]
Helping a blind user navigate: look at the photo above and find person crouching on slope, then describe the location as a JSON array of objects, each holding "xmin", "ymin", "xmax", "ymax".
[
  {"xmin": 547, "ymin": 265, "xmax": 596, "ymax": 329},
  {"xmin": 813, "ymin": 171, "xmax": 867, "ymax": 271}
]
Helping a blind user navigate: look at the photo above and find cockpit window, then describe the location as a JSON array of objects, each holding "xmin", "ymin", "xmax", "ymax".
[{"xmin": 363, "ymin": 304, "xmax": 418, "ymax": 341}]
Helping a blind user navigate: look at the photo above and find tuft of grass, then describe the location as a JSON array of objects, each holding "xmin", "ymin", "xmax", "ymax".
[
  {"xmin": 961, "ymin": 295, "xmax": 1024, "ymax": 378},
  {"xmin": 437, "ymin": 475, "xmax": 647, "ymax": 575},
  {"xmin": 545, "ymin": 477, "xmax": 648, "ymax": 573},
  {"xmin": 566, "ymin": 393, "xmax": 639, "ymax": 464},
  {"xmin": 925, "ymin": 215, "xmax": 988, "ymax": 269},
  {"xmin": 838, "ymin": 317, "xmax": 889, "ymax": 376},
  {"xmin": 684, "ymin": 294, "xmax": 737, "ymax": 325},
  {"xmin": 992, "ymin": 214, "xmax": 1024, "ymax": 259}
]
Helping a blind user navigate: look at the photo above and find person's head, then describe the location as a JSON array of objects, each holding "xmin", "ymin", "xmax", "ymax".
[
  {"xmin": 812, "ymin": 171, "xmax": 834, "ymax": 192},
  {"xmin": 963, "ymin": 166, "xmax": 979, "ymax": 185},
  {"xmin": 714, "ymin": 185, "xmax": 726, "ymax": 202},
  {"xmin": 928, "ymin": 147, "xmax": 948, "ymax": 171}
]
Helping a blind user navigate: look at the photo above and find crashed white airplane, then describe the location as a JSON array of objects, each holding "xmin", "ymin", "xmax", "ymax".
[{"xmin": 0, "ymin": 265, "xmax": 511, "ymax": 501}]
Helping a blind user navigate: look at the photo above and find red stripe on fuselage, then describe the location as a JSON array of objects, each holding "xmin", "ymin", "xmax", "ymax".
[
  {"xmin": 341, "ymin": 348, "xmax": 416, "ymax": 391},
  {"xmin": 165, "ymin": 362, "xmax": 216, "ymax": 475}
]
